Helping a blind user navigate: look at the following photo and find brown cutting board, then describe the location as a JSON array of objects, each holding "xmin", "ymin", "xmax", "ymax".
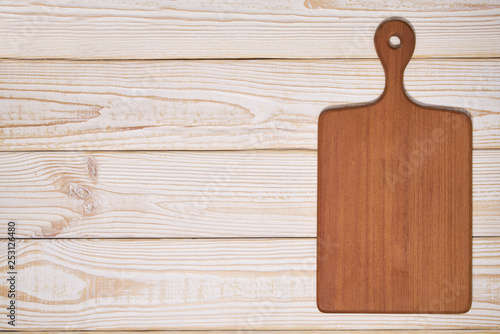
[{"xmin": 317, "ymin": 19, "xmax": 472, "ymax": 313}]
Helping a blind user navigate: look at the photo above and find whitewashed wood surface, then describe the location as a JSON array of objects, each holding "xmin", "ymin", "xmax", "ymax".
[
  {"xmin": 0, "ymin": 0, "xmax": 499, "ymax": 59},
  {"xmin": 0, "ymin": 238, "xmax": 498, "ymax": 330},
  {"xmin": 0, "ymin": 59, "xmax": 498, "ymax": 150},
  {"xmin": 0, "ymin": 150, "xmax": 498, "ymax": 238},
  {"xmin": 0, "ymin": 0, "xmax": 498, "ymax": 331}
]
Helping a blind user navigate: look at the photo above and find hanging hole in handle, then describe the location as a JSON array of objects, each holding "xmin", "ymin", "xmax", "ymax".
[{"xmin": 388, "ymin": 35, "xmax": 401, "ymax": 49}]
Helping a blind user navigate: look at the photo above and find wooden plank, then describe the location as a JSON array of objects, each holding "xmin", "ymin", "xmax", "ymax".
[
  {"xmin": 0, "ymin": 150, "xmax": 498, "ymax": 238},
  {"xmin": 0, "ymin": 59, "xmax": 498, "ymax": 150},
  {"xmin": 0, "ymin": 0, "xmax": 499, "ymax": 59},
  {"xmin": 0, "ymin": 238, "xmax": 498, "ymax": 330}
]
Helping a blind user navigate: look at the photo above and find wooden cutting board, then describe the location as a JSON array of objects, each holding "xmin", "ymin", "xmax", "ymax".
[{"xmin": 317, "ymin": 18, "xmax": 472, "ymax": 313}]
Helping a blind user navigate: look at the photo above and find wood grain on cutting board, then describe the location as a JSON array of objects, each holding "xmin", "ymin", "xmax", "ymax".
[
  {"xmin": 0, "ymin": 0, "xmax": 498, "ymax": 331},
  {"xmin": 317, "ymin": 19, "xmax": 472, "ymax": 313}
]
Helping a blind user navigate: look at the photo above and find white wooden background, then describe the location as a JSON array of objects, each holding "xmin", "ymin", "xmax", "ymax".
[{"xmin": 0, "ymin": 0, "xmax": 499, "ymax": 332}]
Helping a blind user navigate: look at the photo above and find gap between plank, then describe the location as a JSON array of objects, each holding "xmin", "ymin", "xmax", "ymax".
[
  {"xmin": 0, "ymin": 148, "xmax": 496, "ymax": 153},
  {"xmin": 0, "ymin": 56, "xmax": 499, "ymax": 62},
  {"xmin": 1, "ymin": 236, "xmax": 496, "ymax": 240}
]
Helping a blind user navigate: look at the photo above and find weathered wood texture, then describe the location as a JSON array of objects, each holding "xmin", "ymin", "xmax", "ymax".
[
  {"xmin": 0, "ymin": 59, "xmax": 498, "ymax": 150},
  {"xmin": 0, "ymin": 1, "xmax": 498, "ymax": 331},
  {"xmin": 0, "ymin": 150, "xmax": 498, "ymax": 238},
  {"xmin": 0, "ymin": 0, "xmax": 499, "ymax": 59},
  {"xmin": 0, "ymin": 238, "xmax": 498, "ymax": 330}
]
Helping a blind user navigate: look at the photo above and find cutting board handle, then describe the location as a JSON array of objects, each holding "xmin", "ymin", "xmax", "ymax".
[{"xmin": 375, "ymin": 18, "xmax": 416, "ymax": 100}]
